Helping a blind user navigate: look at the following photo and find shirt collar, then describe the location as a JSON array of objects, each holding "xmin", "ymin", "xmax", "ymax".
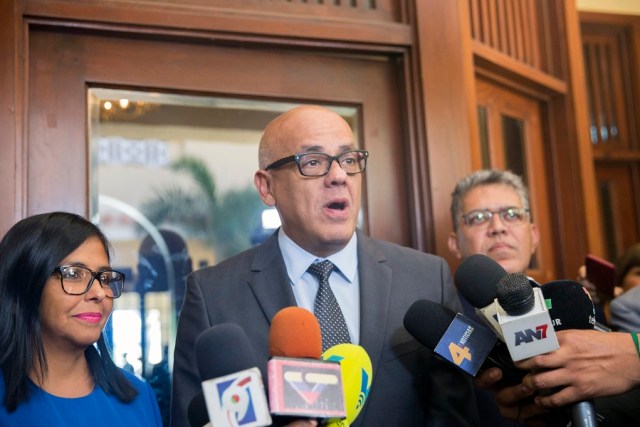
[{"xmin": 278, "ymin": 228, "xmax": 358, "ymax": 285}]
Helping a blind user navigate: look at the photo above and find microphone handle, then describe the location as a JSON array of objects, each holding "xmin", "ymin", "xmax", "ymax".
[{"xmin": 570, "ymin": 400, "xmax": 598, "ymax": 427}]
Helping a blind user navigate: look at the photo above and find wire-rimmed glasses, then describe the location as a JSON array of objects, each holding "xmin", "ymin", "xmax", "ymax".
[{"xmin": 461, "ymin": 207, "xmax": 530, "ymax": 228}]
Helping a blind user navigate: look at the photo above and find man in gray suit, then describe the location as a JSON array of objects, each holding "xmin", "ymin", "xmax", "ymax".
[{"xmin": 171, "ymin": 105, "xmax": 478, "ymax": 426}]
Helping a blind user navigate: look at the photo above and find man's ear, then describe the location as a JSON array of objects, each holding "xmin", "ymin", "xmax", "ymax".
[
  {"xmin": 448, "ymin": 232, "xmax": 463, "ymax": 259},
  {"xmin": 254, "ymin": 170, "xmax": 275, "ymax": 207},
  {"xmin": 529, "ymin": 223, "xmax": 540, "ymax": 255}
]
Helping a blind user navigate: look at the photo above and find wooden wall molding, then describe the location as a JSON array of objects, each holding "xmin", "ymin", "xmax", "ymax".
[{"xmin": 24, "ymin": 0, "xmax": 412, "ymax": 46}]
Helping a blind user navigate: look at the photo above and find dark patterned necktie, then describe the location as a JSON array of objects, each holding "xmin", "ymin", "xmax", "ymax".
[{"xmin": 308, "ymin": 260, "xmax": 351, "ymax": 352}]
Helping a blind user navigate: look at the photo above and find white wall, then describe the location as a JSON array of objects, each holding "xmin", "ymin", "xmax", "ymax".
[{"xmin": 577, "ymin": 0, "xmax": 640, "ymax": 16}]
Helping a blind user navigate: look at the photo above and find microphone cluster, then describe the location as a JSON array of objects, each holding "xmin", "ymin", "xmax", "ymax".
[
  {"xmin": 403, "ymin": 254, "xmax": 598, "ymax": 427},
  {"xmin": 188, "ymin": 307, "xmax": 372, "ymax": 427}
]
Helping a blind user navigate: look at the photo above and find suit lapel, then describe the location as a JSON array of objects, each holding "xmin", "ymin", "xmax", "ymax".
[
  {"xmin": 248, "ymin": 232, "xmax": 298, "ymax": 323},
  {"xmin": 246, "ymin": 230, "xmax": 393, "ymax": 371},
  {"xmin": 357, "ymin": 234, "xmax": 392, "ymax": 377}
]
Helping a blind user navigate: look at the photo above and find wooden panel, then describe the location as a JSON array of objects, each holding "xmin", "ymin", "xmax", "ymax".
[
  {"xmin": 0, "ymin": 1, "xmax": 23, "ymax": 236},
  {"xmin": 595, "ymin": 163, "xmax": 640, "ymax": 260},
  {"xmin": 554, "ymin": 0, "xmax": 605, "ymax": 266},
  {"xmin": 24, "ymin": 0, "xmax": 410, "ymax": 46},
  {"xmin": 525, "ymin": 0, "xmax": 540, "ymax": 67},
  {"xmin": 26, "ymin": 25, "xmax": 412, "ymax": 245},
  {"xmin": 476, "ymin": 77, "xmax": 555, "ymax": 283},
  {"xmin": 102, "ymin": 0, "xmax": 400, "ymax": 21},
  {"xmin": 582, "ymin": 25, "xmax": 636, "ymax": 154},
  {"xmin": 414, "ymin": 0, "xmax": 478, "ymax": 261},
  {"xmin": 580, "ymin": 12, "xmax": 640, "ymax": 262},
  {"xmin": 473, "ymin": 42, "xmax": 567, "ymax": 95},
  {"xmin": 468, "ymin": 0, "xmax": 567, "ymax": 78}
]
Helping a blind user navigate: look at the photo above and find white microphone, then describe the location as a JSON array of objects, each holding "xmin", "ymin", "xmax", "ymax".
[{"xmin": 496, "ymin": 273, "xmax": 559, "ymax": 361}]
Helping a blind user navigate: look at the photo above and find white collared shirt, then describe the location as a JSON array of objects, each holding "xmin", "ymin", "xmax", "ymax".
[{"xmin": 278, "ymin": 228, "xmax": 360, "ymax": 344}]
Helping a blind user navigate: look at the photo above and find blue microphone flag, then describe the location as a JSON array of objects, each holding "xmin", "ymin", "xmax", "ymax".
[{"xmin": 434, "ymin": 313, "xmax": 498, "ymax": 376}]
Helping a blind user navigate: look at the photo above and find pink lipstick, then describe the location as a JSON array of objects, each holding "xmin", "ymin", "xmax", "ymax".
[{"xmin": 73, "ymin": 313, "xmax": 102, "ymax": 323}]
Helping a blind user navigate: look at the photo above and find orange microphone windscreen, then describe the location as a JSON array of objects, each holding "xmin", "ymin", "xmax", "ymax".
[{"xmin": 269, "ymin": 306, "xmax": 322, "ymax": 359}]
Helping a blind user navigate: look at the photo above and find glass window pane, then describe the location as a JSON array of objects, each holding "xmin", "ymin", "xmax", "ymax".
[
  {"xmin": 598, "ymin": 180, "xmax": 618, "ymax": 261},
  {"xmin": 88, "ymin": 89, "xmax": 359, "ymax": 425},
  {"xmin": 477, "ymin": 106, "xmax": 491, "ymax": 168},
  {"xmin": 501, "ymin": 115, "xmax": 527, "ymax": 184}
]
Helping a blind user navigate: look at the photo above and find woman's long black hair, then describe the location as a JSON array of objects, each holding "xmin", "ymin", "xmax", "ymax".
[{"xmin": 0, "ymin": 212, "xmax": 138, "ymax": 412}]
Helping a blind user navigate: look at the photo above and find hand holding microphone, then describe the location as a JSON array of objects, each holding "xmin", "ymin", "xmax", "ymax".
[
  {"xmin": 508, "ymin": 280, "xmax": 600, "ymax": 427},
  {"xmin": 494, "ymin": 280, "xmax": 600, "ymax": 427}
]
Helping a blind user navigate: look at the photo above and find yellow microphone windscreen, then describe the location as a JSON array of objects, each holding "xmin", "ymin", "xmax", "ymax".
[{"xmin": 321, "ymin": 343, "xmax": 372, "ymax": 426}]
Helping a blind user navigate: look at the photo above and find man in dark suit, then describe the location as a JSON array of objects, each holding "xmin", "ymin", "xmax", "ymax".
[
  {"xmin": 449, "ymin": 170, "xmax": 640, "ymax": 426},
  {"xmin": 170, "ymin": 105, "xmax": 478, "ymax": 426},
  {"xmin": 448, "ymin": 169, "xmax": 537, "ymax": 426}
]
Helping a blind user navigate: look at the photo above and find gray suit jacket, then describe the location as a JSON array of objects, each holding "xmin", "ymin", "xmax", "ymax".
[{"xmin": 171, "ymin": 231, "xmax": 478, "ymax": 426}]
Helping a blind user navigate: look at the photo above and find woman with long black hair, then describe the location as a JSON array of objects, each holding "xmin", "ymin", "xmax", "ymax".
[{"xmin": 0, "ymin": 211, "xmax": 161, "ymax": 426}]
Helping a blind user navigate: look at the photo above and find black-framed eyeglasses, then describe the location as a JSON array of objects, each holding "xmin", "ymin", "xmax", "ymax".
[
  {"xmin": 461, "ymin": 207, "xmax": 530, "ymax": 228},
  {"xmin": 52, "ymin": 265, "xmax": 125, "ymax": 298},
  {"xmin": 264, "ymin": 150, "xmax": 369, "ymax": 177}
]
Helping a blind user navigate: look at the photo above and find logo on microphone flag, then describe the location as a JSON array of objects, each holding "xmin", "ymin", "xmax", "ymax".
[
  {"xmin": 497, "ymin": 287, "xmax": 559, "ymax": 361},
  {"xmin": 268, "ymin": 357, "xmax": 346, "ymax": 418},
  {"xmin": 434, "ymin": 313, "xmax": 497, "ymax": 376},
  {"xmin": 201, "ymin": 367, "xmax": 272, "ymax": 427}
]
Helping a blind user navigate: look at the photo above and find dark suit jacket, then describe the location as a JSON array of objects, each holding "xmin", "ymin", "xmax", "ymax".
[{"xmin": 171, "ymin": 231, "xmax": 478, "ymax": 426}]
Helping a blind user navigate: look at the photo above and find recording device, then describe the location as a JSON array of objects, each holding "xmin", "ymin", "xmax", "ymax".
[
  {"xmin": 541, "ymin": 280, "xmax": 596, "ymax": 330},
  {"xmin": 321, "ymin": 343, "xmax": 373, "ymax": 427},
  {"xmin": 195, "ymin": 323, "xmax": 272, "ymax": 427},
  {"xmin": 267, "ymin": 307, "xmax": 346, "ymax": 419},
  {"xmin": 403, "ymin": 299, "xmax": 526, "ymax": 385},
  {"xmin": 540, "ymin": 280, "xmax": 598, "ymax": 427},
  {"xmin": 585, "ymin": 254, "xmax": 616, "ymax": 299},
  {"xmin": 496, "ymin": 273, "xmax": 559, "ymax": 361},
  {"xmin": 455, "ymin": 254, "xmax": 509, "ymax": 341}
]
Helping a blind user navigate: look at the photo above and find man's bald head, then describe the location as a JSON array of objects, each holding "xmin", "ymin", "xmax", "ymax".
[{"xmin": 258, "ymin": 105, "xmax": 353, "ymax": 169}]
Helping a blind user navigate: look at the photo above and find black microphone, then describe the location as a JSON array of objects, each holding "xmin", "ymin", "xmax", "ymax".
[
  {"xmin": 541, "ymin": 280, "xmax": 596, "ymax": 331},
  {"xmin": 541, "ymin": 280, "xmax": 598, "ymax": 427},
  {"xmin": 194, "ymin": 323, "xmax": 272, "ymax": 427},
  {"xmin": 403, "ymin": 299, "xmax": 525, "ymax": 385},
  {"xmin": 187, "ymin": 391, "xmax": 208, "ymax": 427},
  {"xmin": 497, "ymin": 273, "xmax": 536, "ymax": 315},
  {"xmin": 455, "ymin": 254, "xmax": 509, "ymax": 340}
]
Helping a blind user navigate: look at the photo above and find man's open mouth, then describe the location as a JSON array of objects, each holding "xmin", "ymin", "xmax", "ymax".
[{"xmin": 328, "ymin": 201, "xmax": 346, "ymax": 210}]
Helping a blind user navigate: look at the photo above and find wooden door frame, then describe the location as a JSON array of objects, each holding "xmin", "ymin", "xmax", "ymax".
[
  {"xmin": 2, "ymin": 0, "xmax": 600, "ymax": 282},
  {"xmin": 475, "ymin": 77, "xmax": 555, "ymax": 282},
  {"xmin": 0, "ymin": 1, "xmax": 24, "ymax": 232},
  {"xmin": 2, "ymin": 0, "xmax": 480, "ymax": 261},
  {"xmin": 22, "ymin": 20, "xmax": 424, "ymax": 248}
]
